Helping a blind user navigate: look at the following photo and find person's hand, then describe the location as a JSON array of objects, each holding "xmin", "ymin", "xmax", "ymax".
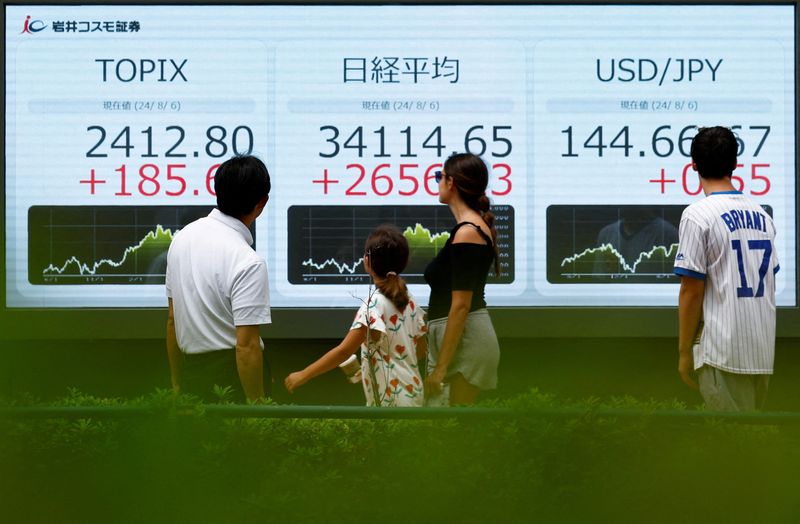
[
  {"xmin": 425, "ymin": 367, "xmax": 447, "ymax": 396},
  {"xmin": 678, "ymin": 352, "xmax": 698, "ymax": 390},
  {"xmin": 285, "ymin": 371, "xmax": 307, "ymax": 393}
]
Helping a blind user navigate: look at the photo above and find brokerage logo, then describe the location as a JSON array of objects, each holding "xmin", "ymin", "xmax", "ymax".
[{"xmin": 21, "ymin": 15, "xmax": 47, "ymax": 34}]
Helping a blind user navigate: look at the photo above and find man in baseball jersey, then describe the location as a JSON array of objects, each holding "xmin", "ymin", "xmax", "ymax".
[{"xmin": 674, "ymin": 126, "xmax": 778, "ymax": 411}]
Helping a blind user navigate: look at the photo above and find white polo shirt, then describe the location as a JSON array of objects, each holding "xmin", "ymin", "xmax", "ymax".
[{"xmin": 166, "ymin": 209, "xmax": 271, "ymax": 354}]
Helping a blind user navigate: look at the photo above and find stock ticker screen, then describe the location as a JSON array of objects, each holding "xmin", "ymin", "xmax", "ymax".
[{"xmin": 4, "ymin": 4, "xmax": 797, "ymax": 307}]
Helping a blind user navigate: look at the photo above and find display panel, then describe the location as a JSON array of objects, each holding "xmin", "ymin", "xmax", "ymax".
[
  {"xmin": 28, "ymin": 205, "xmax": 213, "ymax": 285},
  {"xmin": 4, "ymin": 4, "xmax": 797, "ymax": 308}
]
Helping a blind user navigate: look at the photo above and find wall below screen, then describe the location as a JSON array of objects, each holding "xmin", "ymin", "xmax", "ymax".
[
  {"xmin": 3, "ymin": 308, "xmax": 800, "ymax": 340},
  {"xmin": 2, "ymin": 337, "xmax": 800, "ymax": 411}
]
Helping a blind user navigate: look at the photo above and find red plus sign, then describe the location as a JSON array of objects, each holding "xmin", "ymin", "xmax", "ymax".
[
  {"xmin": 649, "ymin": 168, "xmax": 675, "ymax": 194},
  {"xmin": 79, "ymin": 168, "xmax": 106, "ymax": 195},
  {"xmin": 312, "ymin": 168, "xmax": 339, "ymax": 195}
]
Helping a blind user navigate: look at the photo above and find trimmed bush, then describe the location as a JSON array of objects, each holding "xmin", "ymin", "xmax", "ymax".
[{"xmin": 2, "ymin": 389, "xmax": 799, "ymax": 523}]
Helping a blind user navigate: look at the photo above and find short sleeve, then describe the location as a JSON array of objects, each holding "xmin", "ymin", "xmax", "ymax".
[
  {"xmin": 165, "ymin": 242, "xmax": 175, "ymax": 298},
  {"xmin": 231, "ymin": 259, "xmax": 271, "ymax": 325},
  {"xmin": 165, "ymin": 266, "xmax": 172, "ymax": 298},
  {"xmin": 406, "ymin": 296, "xmax": 427, "ymax": 336},
  {"xmin": 351, "ymin": 294, "xmax": 387, "ymax": 334},
  {"xmin": 673, "ymin": 215, "xmax": 707, "ymax": 280},
  {"xmin": 450, "ymin": 244, "xmax": 490, "ymax": 290},
  {"xmin": 771, "ymin": 220, "xmax": 780, "ymax": 275}
]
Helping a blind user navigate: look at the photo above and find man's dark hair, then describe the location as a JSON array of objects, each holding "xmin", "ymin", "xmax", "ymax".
[
  {"xmin": 214, "ymin": 155, "xmax": 271, "ymax": 219},
  {"xmin": 690, "ymin": 126, "xmax": 738, "ymax": 180}
]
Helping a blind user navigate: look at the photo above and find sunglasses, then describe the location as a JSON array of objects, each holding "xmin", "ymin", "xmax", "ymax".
[{"xmin": 434, "ymin": 170, "xmax": 444, "ymax": 183}]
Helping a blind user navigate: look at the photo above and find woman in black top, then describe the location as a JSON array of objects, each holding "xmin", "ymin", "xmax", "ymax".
[{"xmin": 424, "ymin": 153, "xmax": 500, "ymax": 405}]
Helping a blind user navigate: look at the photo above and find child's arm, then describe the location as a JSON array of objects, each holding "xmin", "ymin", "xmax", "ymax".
[{"xmin": 285, "ymin": 326, "xmax": 367, "ymax": 393}]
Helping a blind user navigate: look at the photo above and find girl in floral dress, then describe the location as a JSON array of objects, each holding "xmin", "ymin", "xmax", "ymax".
[{"xmin": 284, "ymin": 225, "xmax": 427, "ymax": 406}]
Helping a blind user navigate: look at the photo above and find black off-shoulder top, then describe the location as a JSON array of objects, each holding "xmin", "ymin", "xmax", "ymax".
[{"xmin": 424, "ymin": 222, "xmax": 495, "ymax": 321}]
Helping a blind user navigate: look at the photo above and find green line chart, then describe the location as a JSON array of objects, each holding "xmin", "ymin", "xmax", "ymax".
[
  {"xmin": 547, "ymin": 205, "xmax": 682, "ymax": 283},
  {"xmin": 288, "ymin": 205, "xmax": 514, "ymax": 285},
  {"xmin": 29, "ymin": 206, "xmax": 213, "ymax": 284},
  {"xmin": 559, "ymin": 243, "xmax": 680, "ymax": 274}
]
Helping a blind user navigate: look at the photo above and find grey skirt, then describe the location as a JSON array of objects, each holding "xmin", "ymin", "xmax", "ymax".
[{"xmin": 427, "ymin": 308, "xmax": 500, "ymax": 390}]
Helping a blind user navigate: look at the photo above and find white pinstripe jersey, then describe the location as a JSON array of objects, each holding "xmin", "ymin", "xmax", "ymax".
[{"xmin": 674, "ymin": 191, "xmax": 779, "ymax": 374}]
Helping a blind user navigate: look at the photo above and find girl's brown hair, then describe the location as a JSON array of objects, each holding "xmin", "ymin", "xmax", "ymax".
[{"xmin": 364, "ymin": 224, "xmax": 411, "ymax": 311}]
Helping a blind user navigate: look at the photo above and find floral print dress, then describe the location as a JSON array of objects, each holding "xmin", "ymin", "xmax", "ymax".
[{"xmin": 350, "ymin": 290, "xmax": 427, "ymax": 407}]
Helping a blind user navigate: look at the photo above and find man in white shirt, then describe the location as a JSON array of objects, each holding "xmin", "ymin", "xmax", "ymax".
[
  {"xmin": 166, "ymin": 155, "xmax": 272, "ymax": 402},
  {"xmin": 674, "ymin": 126, "xmax": 778, "ymax": 411}
]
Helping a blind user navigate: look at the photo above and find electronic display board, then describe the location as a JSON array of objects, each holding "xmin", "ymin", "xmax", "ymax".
[{"xmin": 4, "ymin": 4, "xmax": 797, "ymax": 309}]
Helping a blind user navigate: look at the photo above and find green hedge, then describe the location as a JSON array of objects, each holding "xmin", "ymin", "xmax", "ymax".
[{"xmin": 2, "ymin": 389, "xmax": 799, "ymax": 523}]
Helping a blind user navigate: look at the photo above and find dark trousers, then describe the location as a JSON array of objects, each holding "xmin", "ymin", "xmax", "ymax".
[{"xmin": 181, "ymin": 348, "xmax": 271, "ymax": 403}]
